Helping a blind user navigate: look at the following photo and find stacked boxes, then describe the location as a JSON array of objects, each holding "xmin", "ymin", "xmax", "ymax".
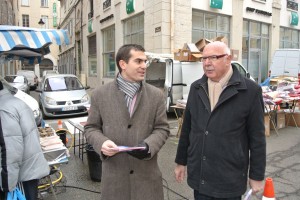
[
  {"xmin": 174, "ymin": 36, "xmax": 239, "ymax": 61},
  {"xmin": 174, "ymin": 43, "xmax": 202, "ymax": 62}
]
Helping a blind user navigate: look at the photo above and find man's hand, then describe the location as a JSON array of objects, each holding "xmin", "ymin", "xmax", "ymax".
[
  {"xmin": 249, "ymin": 178, "xmax": 264, "ymax": 194},
  {"xmin": 174, "ymin": 164, "xmax": 186, "ymax": 183},
  {"xmin": 101, "ymin": 140, "xmax": 118, "ymax": 157},
  {"xmin": 127, "ymin": 141, "xmax": 151, "ymax": 160}
]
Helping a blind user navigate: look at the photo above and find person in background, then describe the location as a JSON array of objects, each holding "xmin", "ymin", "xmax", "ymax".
[
  {"xmin": 0, "ymin": 80, "xmax": 49, "ymax": 200},
  {"xmin": 84, "ymin": 44, "xmax": 170, "ymax": 200},
  {"xmin": 174, "ymin": 41, "xmax": 266, "ymax": 199}
]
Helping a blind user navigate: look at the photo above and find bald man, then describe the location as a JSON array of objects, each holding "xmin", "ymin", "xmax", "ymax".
[{"xmin": 174, "ymin": 41, "xmax": 266, "ymax": 199}]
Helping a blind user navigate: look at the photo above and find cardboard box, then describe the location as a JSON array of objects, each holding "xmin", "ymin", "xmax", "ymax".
[
  {"xmin": 212, "ymin": 36, "xmax": 228, "ymax": 45},
  {"xmin": 174, "ymin": 43, "xmax": 202, "ymax": 62},
  {"xmin": 270, "ymin": 111, "xmax": 286, "ymax": 130},
  {"xmin": 264, "ymin": 114, "xmax": 270, "ymax": 136},
  {"xmin": 285, "ymin": 112, "xmax": 300, "ymax": 127},
  {"xmin": 195, "ymin": 38, "xmax": 212, "ymax": 52}
]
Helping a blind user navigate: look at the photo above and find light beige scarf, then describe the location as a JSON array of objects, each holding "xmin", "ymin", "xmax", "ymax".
[{"xmin": 208, "ymin": 66, "xmax": 233, "ymax": 111}]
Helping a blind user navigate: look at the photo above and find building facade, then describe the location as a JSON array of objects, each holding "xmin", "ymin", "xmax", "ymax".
[
  {"xmin": 18, "ymin": 0, "xmax": 61, "ymax": 78},
  {"xmin": 0, "ymin": 0, "xmax": 19, "ymax": 77},
  {"xmin": 58, "ymin": 0, "xmax": 300, "ymax": 88}
]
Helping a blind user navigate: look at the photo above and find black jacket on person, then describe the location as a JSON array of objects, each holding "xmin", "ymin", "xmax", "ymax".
[{"xmin": 175, "ymin": 66, "xmax": 266, "ymax": 198}]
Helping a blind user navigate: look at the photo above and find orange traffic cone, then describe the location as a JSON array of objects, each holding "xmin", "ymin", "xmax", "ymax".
[
  {"xmin": 262, "ymin": 177, "xmax": 275, "ymax": 200},
  {"xmin": 57, "ymin": 120, "xmax": 63, "ymax": 129}
]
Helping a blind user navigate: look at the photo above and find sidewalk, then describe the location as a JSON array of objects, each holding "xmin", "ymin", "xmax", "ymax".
[{"xmin": 41, "ymin": 123, "xmax": 300, "ymax": 200}]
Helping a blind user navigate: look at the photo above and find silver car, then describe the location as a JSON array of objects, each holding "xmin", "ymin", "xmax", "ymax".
[
  {"xmin": 36, "ymin": 74, "xmax": 90, "ymax": 118},
  {"xmin": 17, "ymin": 70, "xmax": 39, "ymax": 90},
  {"xmin": 0, "ymin": 76, "xmax": 42, "ymax": 126},
  {"xmin": 4, "ymin": 75, "xmax": 30, "ymax": 94}
]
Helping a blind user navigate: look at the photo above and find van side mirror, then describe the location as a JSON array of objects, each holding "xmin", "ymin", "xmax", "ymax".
[
  {"xmin": 85, "ymin": 86, "xmax": 90, "ymax": 90},
  {"xmin": 246, "ymin": 73, "xmax": 250, "ymax": 78}
]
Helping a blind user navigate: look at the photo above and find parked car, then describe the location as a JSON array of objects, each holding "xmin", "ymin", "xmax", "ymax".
[
  {"xmin": 0, "ymin": 76, "xmax": 42, "ymax": 126},
  {"xmin": 36, "ymin": 74, "xmax": 90, "ymax": 118},
  {"xmin": 17, "ymin": 70, "xmax": 39, "ymax": 90},
  {"xmin": 4, "ymin": 75, "xmax": 30, "ymax": 94},
  {"xmin": 42, "ymin": 70, "xmax": 59, "ymax": 77}
]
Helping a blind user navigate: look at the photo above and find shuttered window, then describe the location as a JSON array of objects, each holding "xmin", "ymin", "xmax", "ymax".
[{"xmin": 88, "ymin": 35, "xmax": 97, "ymax": 76}]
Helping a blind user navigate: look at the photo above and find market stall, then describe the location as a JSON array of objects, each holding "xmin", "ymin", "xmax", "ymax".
[
  {"xmin": 262, "ymin": 75, "xmax": 300, "ymax": 136},
  {"xmin": 0, "ymin": 25, "xmax": 69, "ymax": 64}
]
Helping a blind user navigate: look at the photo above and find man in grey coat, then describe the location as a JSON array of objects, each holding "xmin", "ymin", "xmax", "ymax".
[{"xmin": 84, "ymin": 44, "xmax": 170, "ymax": 200}]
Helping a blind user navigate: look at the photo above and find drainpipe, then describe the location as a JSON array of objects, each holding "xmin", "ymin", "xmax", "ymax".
[{"xmin": 170, "ymin": 0, "xmax": 174, "ymax": 53}]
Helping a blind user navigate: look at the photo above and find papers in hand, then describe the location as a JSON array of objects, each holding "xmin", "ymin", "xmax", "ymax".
[
  {"xmin": 112, "ymin": 146, "xmax": 146, "ymax": 152},
  {"xmin": 244, "ymin": 189, "xmax": 252, "ymax": 200}
]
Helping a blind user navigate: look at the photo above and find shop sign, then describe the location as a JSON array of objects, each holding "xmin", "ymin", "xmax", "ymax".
[
  {"xmin": 290, "ymin": 11, "xmax": 299, "ymax": 25},
  {"xmin": 100, "ymin": 14, "xmax": 114, "ymax": 23},
  {"xmin": 246, "ymin": 7, "xmax": 272, "ymax": 17},
  {"xmin": 210, "ymin": 0, "xmax": 223, "ymax": 9},
  {"xmin": 53, "ymin": 2, "xmax": 57, "ymax": 27},
  {"xmin": 126, "ymin": 0, "xmax": 135, "ymax": 14},
  {"xmin": 88, "ymin": 18, "xmax": 93, "ymax": 33}
]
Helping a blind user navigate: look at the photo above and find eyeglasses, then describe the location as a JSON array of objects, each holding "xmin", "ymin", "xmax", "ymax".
[{"xmin": 200, "ymin": 54, "xmax": 228, "ymax": 62}]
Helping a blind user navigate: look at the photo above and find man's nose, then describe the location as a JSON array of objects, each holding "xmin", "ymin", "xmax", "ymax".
[{"xmin": 141, "ymin": 62, "xmax": 147, "ymax": 68}]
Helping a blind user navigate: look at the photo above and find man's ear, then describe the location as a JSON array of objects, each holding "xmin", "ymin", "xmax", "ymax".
[{"xmin": 119, "ymin": 60, "xmax": 127, "ymax": 70}]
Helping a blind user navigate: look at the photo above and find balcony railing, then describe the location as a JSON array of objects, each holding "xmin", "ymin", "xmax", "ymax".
[
  {"xmin": 103, "ymin": 0, "xmax": 111, "ymax": 10},
  {"xmin": 88, "ymin": 10, "xmax": 94, "ymax": 19},
  {"xmin": 287, "ymin": 0, "xmax": 298, "ymax": 11}
]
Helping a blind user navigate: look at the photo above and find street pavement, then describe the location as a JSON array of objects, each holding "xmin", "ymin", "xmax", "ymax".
[{"xmin": 39, "ymin": 117, "xmax": 300, "ymax": 200}]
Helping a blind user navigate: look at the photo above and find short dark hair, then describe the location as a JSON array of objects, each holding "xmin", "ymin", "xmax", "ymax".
[{"xmin": 116, "ymin": 44, "xmax": 145, "ymax": 73}]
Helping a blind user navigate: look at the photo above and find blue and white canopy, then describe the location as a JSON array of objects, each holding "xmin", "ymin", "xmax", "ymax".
[{"xmin": 0, "ymin": 25, "xmax": 69, "ymax": 64}]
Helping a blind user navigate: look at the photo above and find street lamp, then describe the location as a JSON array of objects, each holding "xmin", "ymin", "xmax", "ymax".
[{"xmin": 38, "ymin": 18, "xmax": 45, "ymax": 26}]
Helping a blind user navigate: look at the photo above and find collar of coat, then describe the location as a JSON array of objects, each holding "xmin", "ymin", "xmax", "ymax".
[{"xmin": 193, "ymin": 65, "xmax": 248, "ymax": 91}]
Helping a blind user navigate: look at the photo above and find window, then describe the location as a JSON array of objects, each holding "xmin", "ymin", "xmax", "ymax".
[
  {"xmin": 22, "ymin": 15, "xmax": 29, "ymax": 27},
  {"xmin": 21, "ymin": 0, "xmax": 29, "ymax": 6},
  {"xmin": 103, "ymin": 26, "xmax": 115, "ymax": 77},
  {"xmin": 192, "ymin": 10, "xmax": 230, "ymax": 44},
  {"xmin": 41, "ymin": 15, "xmax": 48, "ymax": 29},
  {"xmin": 280, "ymin": 27, "xmax": 300, "ymax": 48},
  {"xmin": 41, "ymin": 0, "xmax": 48, "ymax": 7},
  {"xmin": 88, "ymin": 35, "xmax": 97, "ymax": 76},
  {"xmin": 124, "ymin": 13, "xmax": 144, "ymax": 46},
  {"xmin": 242, "ymin": 20, "xmax": 269, "ymax": 83}
]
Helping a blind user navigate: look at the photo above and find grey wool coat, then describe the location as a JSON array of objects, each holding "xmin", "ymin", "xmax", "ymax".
[{"xmin": 84, "ymin": 80, "xmax": 170, "ymax": 200}]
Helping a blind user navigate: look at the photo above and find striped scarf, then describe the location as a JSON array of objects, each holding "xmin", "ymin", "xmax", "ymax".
[{"xmin": 117, "ymin": 74, "xmax": 141, "ymax": 113}]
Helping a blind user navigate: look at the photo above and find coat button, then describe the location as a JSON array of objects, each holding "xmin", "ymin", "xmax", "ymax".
[
  {"xmin": 130, "ymin": 170, "xmax": 134, "ymax": 174},
  {"xmin": 203, "ymin": 156, "xmax": 206, "ymax": 160},
  {"xmin": 205, "ymin": 131, "xmax": 208, "ymax": 135},
  {"xmin": 201, "ymin": 180, "xmax": 205, "ymax": 184},
  {"xmin": 128, "ymin": 125, "xmax": 132, "ymax": 128}
]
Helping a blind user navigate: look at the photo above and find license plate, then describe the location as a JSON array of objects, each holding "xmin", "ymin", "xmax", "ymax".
[{"xmin": 62, "ymin": 106, "xmax": 78, "ymax": 111}]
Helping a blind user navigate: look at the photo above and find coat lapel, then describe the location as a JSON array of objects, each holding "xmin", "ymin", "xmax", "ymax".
[{"xmin": 112, "ymin": 81, "xmax": 131, "ymax": 121}]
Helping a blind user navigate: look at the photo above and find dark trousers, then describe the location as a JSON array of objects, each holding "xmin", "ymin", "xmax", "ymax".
[
  {"xmin": 0, "ymin": 179, "xmax": 38, "ymax": 200},
  {"xmin": 194, "ymin": 190, "xmax": 241, "ymax": 200},
  {"xmin": 23, "ymin": 179, "xmax": 39, "ymax": 200}
]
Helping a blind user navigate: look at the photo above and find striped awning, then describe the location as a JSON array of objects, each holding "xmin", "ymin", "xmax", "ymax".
[{"xmin": 0, "ymin": 25, "xmax": 69, "ymax": 64}]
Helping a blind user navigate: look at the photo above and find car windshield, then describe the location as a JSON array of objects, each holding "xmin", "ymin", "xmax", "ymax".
[
  {"xmin": 44, "ymin": 77, "xmax": 84, "ymax": 91},
  {"xmin": 5, "ymin": 76, "xmax": 25, "ymax": 83}
]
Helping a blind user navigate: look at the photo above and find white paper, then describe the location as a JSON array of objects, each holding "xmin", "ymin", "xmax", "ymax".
[{"xmin": 111, "ymin": 146, "xmax": 146, "ymax": 152}]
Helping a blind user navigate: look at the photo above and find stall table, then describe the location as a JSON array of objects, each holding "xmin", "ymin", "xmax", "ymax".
[
  {"xmin": 67, "ymin": 117, "xmax": 87, "ymax": 161},
  {"xmin": 170, "ymin": 105, "xmax": 186, "ymax": 137}
]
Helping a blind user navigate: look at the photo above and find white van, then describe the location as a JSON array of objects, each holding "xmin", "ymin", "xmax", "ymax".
[
  {"xmin": 270, "ymin": 49, "xmax": 300, "ymax": 77},
  {"xmin": 145, "ymin": 53, "xmax": 253, "ymax": 111}
]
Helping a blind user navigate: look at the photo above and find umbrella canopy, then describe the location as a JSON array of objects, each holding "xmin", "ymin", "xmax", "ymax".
[{"xmin": 0, "ymin": 25, "xmax": 69, "ymax": 64}]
